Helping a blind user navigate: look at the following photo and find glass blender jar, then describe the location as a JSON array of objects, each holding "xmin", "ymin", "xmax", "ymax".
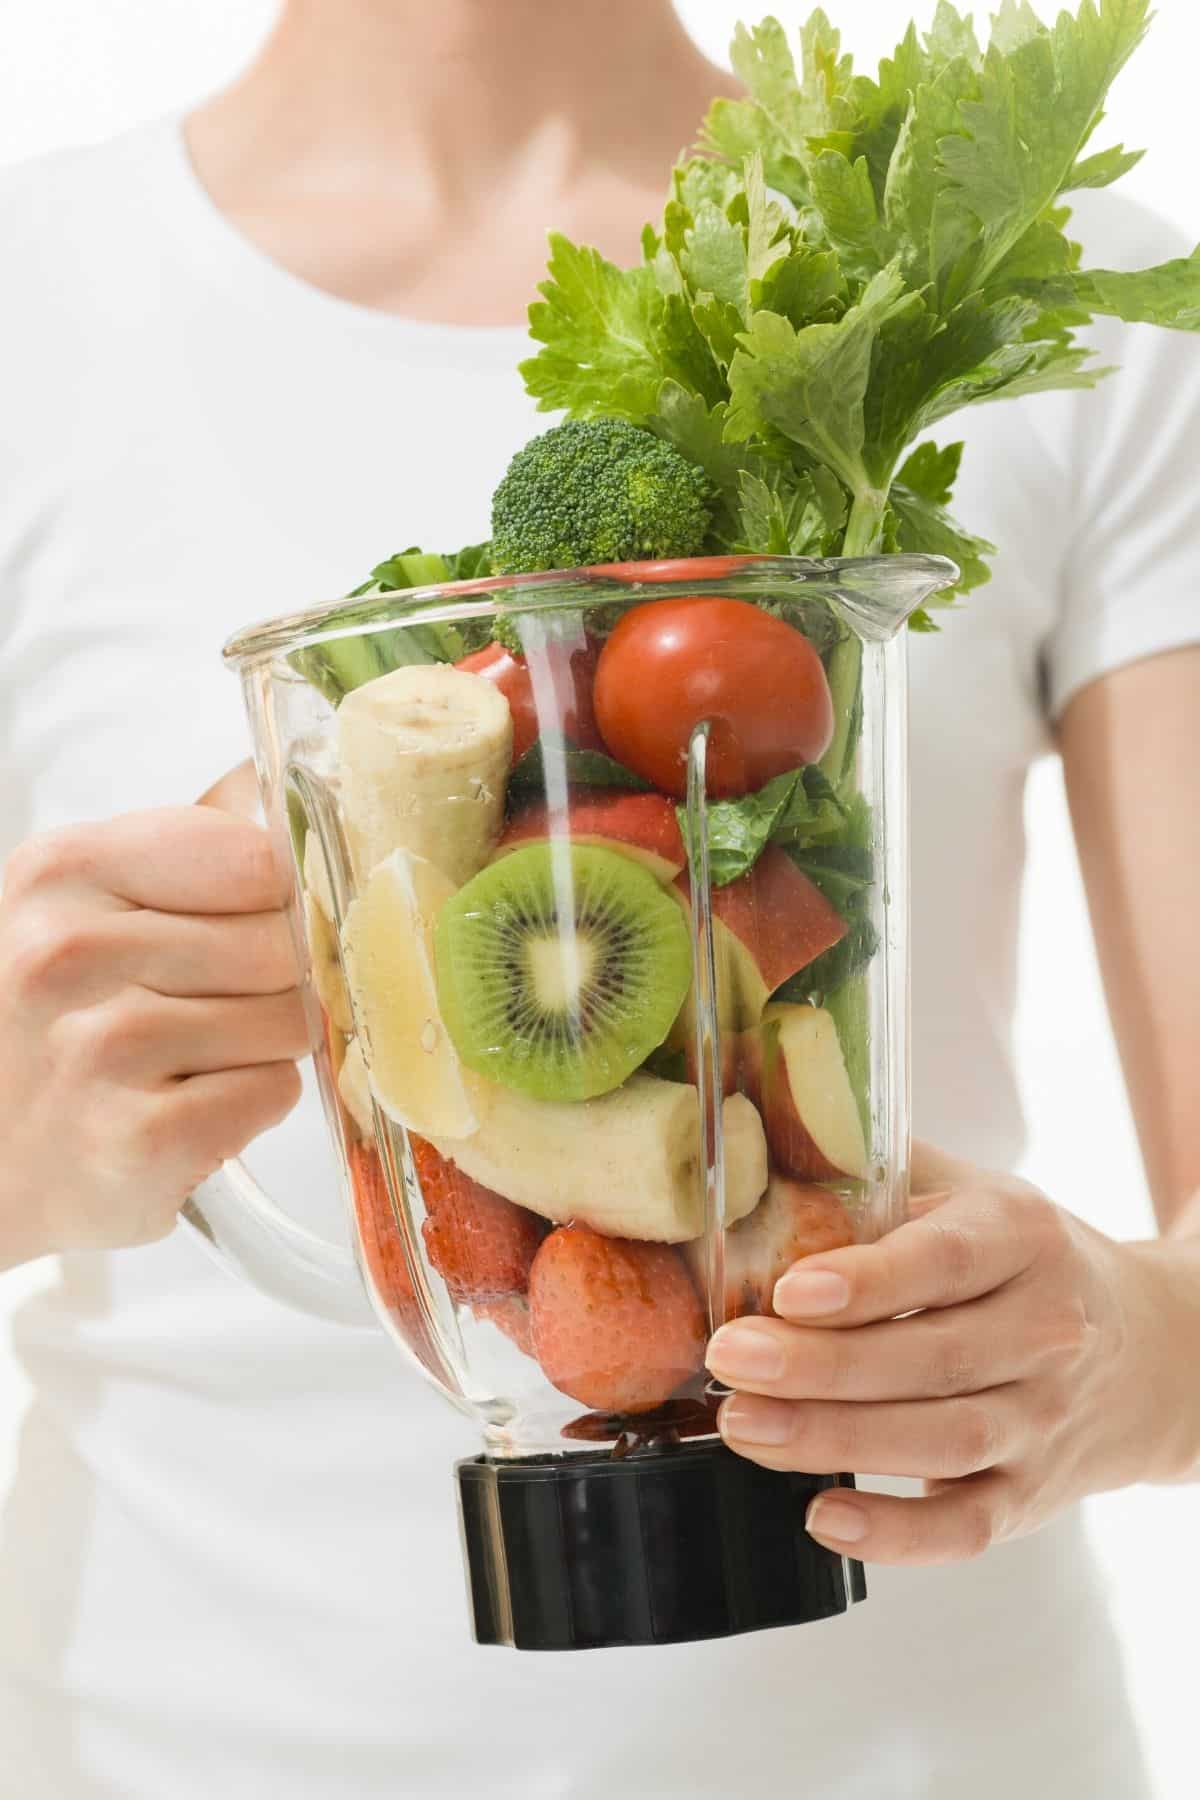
[{"xmin": 182, "ymin": 552, "xmax": 956, "ymax": 1649}]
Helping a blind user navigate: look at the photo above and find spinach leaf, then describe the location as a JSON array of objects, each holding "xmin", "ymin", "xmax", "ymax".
[
  {"xmin": 676, "ymin": 764, "xmax": 846, "ymax": 888},
  {"xmin": 509, "ymin": 737, "xmax": 653, "ymax": 796}
]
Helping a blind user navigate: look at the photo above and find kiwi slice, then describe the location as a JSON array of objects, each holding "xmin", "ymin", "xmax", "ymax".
[{"xmin": 434, "ymin": 843, "xmax": 692, "ymax": 1102}]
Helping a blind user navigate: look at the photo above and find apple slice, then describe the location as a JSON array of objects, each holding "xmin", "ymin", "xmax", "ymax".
[
  {"xmin": 683, "ymin": 1174, "xmax": 856, "ymax": 1320},
  {"xmin": 741, "ymin": 1003, "xmax": 869, "ymax": 1181},
  {"xmin": 340, "ymin": 849, "xmax": 486, "ymax": 1139},
  {"xmin": 492, "ymin": 791, "xmax": 686, "ymax": 883},
  {"xmin": 709, "ymin": 848, "xmax": 847, "ymax": 1022},
  {"xmin": 671, "ymin": 847, "xmax": 848, "ymax": 1039}
]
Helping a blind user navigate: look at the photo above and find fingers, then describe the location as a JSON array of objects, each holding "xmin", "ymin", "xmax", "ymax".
[
  {"xmin": 164, "ymin": 1061, "xmax": 304, "ymax": 1171},
  {"xmin": 718, "ymin": 1387, "xmax": 1023, "ymax": 1480},
  {"xmin": 7, "ymin": 904, "xmax": 302, "ymax": 1009},
  {"xmin": 3, "ymin": 808, "xmax": 290, "ymax": 915},
  {"xmin": 196, "ymin": 761, "xmax": 261, "ymax": 820},
  {"xmin": 54, "ymin": 989, "xmax": 310, "ymax": 1081},
  {"xmin": 768, "ymin": 1185, "xmax": 1043, "ymax": 1329},
  {"xmin": 705, "ymin": 1288, "xmax": 1034, "ymax": 1402},
  {"xmin": 803, "ymin": 1472, "xmax": 1011, "ymax": 1566}
]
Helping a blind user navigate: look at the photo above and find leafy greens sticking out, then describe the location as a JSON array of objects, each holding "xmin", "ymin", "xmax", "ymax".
[
  {"xmin": 288, "ymin": 543, "xmax": 506, "ymax": 704},
  {"xmin": 520, "ymin": 1, "xmax": 1200, "ymax": 621},
  {"xmin": 677, "ymin": 764, "xmax": 847, "ymax": 887}
]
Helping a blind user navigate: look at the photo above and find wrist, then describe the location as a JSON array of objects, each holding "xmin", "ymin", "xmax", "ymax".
[{"xmin": 1121, "ymin": 1236, "xmax": 1200, "ymax": 1483}]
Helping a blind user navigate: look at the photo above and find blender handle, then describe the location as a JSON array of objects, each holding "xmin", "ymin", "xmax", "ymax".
[
  {"xmin": 177, "ymin": 757, "xmax": 378, "ymax": 1329},
  {"xmin": 180, "ymin": 1170, "xmax": 376, "ymax": 1328}
]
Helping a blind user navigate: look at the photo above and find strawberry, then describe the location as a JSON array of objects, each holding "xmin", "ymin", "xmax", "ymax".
[
  {"xmin": 348, "ymin": 1139, "xmax": 417, "ymax": 1315},
  {"xmin": 529, "ymin": 1224, "xmax": 706, "ymax": 1416},
  {"xmin": 410, "ymin": 1135, "xmax": 546, "ymax": 1303},
  {"xmin": 686, "ymin": 1175, "xmax": 855, "ymax": 1321},
  {"xmin": 472, "ymin": 1295, "xmax": 534, "ymax": 1357}
]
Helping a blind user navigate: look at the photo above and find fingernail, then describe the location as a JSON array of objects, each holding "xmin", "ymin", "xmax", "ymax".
[
  {"xmin": 806, "ymin": 1497, "xmax": 867, "ymax": 1545},
  {"xmin": 719, "ymin": 1399, "xmax": 791, "ymax": 1446},
  {"xmin": 706, "ymin": 1324, "xmax": 784, "ymax": 1383},
  {"xmin": 773, "ymin": 1269, "xmax": 850, "ymax": 1316}
]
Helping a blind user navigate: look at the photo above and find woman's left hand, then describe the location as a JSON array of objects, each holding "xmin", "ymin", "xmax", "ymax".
[{"xmin": 707, "ymin": 1144, "xmax": 1198, "ymax": 1564}]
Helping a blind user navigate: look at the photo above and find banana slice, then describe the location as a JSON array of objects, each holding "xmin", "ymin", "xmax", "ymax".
[
  {"xmin": 336, "ymin": 665, "xmax": 513, "ymax": 887},
  {"xmin": 337, "ymin": 1036, "xmax": 373, "ymax": 1139},
  {"xmin": 431, "ymin": 1075, "xmax": 768, "ymax": 1243},
  {"xmin": 303, "ymin": 828, "xmax": 338, "ymax": 926},
  {"xmin": 305, "ymin": 890, "xmax": 354, "ymax": 1035},
  {"xmin": 341, "ymin": 848, "xmax": 485, "ymax": 1139}
]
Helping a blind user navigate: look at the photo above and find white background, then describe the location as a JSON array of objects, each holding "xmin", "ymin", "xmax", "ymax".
[{"xmin": 0, "ymin": 2, "xmax": 1196, "ymax": 1794}]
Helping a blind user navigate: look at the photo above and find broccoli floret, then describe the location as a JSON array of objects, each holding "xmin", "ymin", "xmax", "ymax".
[{"xmin": 490, "ymin": 419, "xmax": 715, "ymax": 575}]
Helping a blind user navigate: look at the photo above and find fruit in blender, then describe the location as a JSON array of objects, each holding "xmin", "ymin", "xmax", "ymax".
[
  {"xmin": 348, "ymin": 1140, "xmax": 416, "ymax": 1317},
  {"xmin": 593, "ymin": 597, "xmax": 834, "ymax": 797},
  {"xmin": 528, "ymin": 1223, "xmax": 706, "ymax": 1414},
  {"xmin": 434, "ymin": 842, "xmax": 692, "ymax": 1103},
  {"xmin": 683, "ymin": 1176, "xmax": 855, "ymax": 1321},
  {"xmin": 336, "ymin": 663, "xmax": 513, "ymax": 886},
  {"xmin": 455, "ymin": 634, "xmax": 603, "ymax": 764},
  {"xmin": 429, "ymin": 1073, "xmax": 768, "ymax": 1242},
  {"xmin": 493, "ymin": 791, "xmax": 687, "ymax": 883},
  {"xmin": 472, "ymin": 1295, "xmax": 534, "ymax": 1356},
  {"xmin": 410, "ymin": 1135, "xmax": 546, "ymax": 1303},
  {"xmin": 337, "ymin": 1034, "xmax": 372, "ymax": 1138},
  {"xmin": 671, "ymin": 847, "xmax": 848, "ymax": 1037},
  {"xmin": 306, "ymin": 890, "xmax": 354, "ymax": 1035},
  {"xmin": 303, "ymin": 833, "xmax": 354, "ymax": 1034},
  {"xmin": 341, "ymin": 848, "xmax": 485, "ymax": 1138},
  {"xmin": 740, "ymin": 1003, "xmax": 869, "ymax": 1181}
]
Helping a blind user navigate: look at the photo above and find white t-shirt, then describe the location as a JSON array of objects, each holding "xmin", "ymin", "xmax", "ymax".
[{"xmin": 1, "ymin": 120, "xmax": 1197, "ymax": 1800}]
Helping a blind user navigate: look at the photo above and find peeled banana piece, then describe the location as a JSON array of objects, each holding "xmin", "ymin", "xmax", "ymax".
[
  {"xmin": 340, "ymin": 847, "xmax": 485, "ymax": 1139},
  {"xmin": 337, "ymin": 1036, "xmax": 373, "ymax": 1138},
  {"xmin": 303, "ymin": 854, "xmax": 354, "ymax": 1037},
  {"xmin": 430, "ymin": 1074, "xmax": 767, "ymax": 1243},
  {"xmin": 336, "ymin": 664, "xmax": 512, "ymax": 887}
]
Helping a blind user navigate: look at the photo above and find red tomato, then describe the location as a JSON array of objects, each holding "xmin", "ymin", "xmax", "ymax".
[
  {"xmin": 593, "ymin": 597, "xmax": 834, "ymax": 798},
  {"xmin": 455, "ymin": 637, "xmax": 603, "ymax": 765}
]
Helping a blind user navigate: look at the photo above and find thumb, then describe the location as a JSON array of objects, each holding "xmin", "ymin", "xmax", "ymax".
[{"xmin": 197, "ymin": 760, "xmax": 261, "ymax": 820}]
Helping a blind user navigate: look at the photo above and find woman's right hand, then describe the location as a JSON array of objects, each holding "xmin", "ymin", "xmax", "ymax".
[{"xmin": 0, "ymin": 782, "xmax": 307, "ymax": 1270}]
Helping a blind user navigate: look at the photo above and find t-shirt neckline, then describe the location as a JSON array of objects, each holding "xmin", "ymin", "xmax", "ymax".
[{"xmin": 139, "ymin": 112, "xmax": 532, "ymax": 355}]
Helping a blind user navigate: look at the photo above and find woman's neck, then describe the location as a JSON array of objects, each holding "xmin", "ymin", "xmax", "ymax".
[
  {"xmin": 225, "ymin": 0, "xmax": 725, "ymax": 190},
  {"xmin": 186, "ymin": 0, "xmax": 740, "ymax": 321}
]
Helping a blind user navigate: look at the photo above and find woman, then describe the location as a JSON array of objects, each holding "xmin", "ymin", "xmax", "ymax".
[{"xmin": 0, "ymin": 2, "xmax": 1197, "ymax": 1795}]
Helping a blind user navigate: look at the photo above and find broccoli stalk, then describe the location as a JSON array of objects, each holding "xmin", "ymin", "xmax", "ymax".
[{"xmin": 490, "ymin": 419, "xmax": 715, "ymax": 575}]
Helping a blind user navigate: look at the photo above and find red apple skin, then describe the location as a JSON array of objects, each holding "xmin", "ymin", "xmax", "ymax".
[
  {"xmin": 738, "ymin": 1025, "xmax": 845, "ymax": 1182},
  {"xmin": 673, "ymin": 849, "xmax": 848, "ymax": 1025},
  {"xmin": 492, "ymin": 792, "xmax": 687, "ymax": 883},
  {"xmin": 456, "ymin": 636, "xmax": 604, "ymax": 765}
]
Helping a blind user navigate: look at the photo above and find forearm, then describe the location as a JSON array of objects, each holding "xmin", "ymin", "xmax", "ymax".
[{"xmin": 1125, "ymin": 1201, "xmax": 1200, "ymax": 1484}]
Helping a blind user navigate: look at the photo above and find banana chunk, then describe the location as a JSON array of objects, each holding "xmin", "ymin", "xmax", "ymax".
[
  {"xmin": 430, "ymin": 1074, "xmax": 767, "ymax": 1243},
  {"xmin": 303, "ymin": 828, "xmax": 338, "ymax": 926},
  {"xmin": 341, "ymin": 848, "xmax": 485, "ymax": 1140},
  {"xmin": 337, "ymin": 1035, "xmax": 373, "ymax": 1138},
  {"xmin": 336, "ymin": 664, "xmax": 512, "ymax": 887}
]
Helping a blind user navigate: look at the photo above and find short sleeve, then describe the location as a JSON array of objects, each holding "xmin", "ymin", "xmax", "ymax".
[{"xmin": 1040, "ymin": 194, "xmax": 1200, "ymax": 720}]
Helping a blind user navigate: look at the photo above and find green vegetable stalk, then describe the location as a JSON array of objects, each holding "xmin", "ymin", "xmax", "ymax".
[{"xmin": 520, "ymin": 0, "xmax": 1200, "ymax": 617}]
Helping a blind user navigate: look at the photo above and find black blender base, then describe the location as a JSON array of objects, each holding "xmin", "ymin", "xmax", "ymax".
[{"xmin": 457, "ymin": 1441, "xmax": 866, "ymax": 1651}]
